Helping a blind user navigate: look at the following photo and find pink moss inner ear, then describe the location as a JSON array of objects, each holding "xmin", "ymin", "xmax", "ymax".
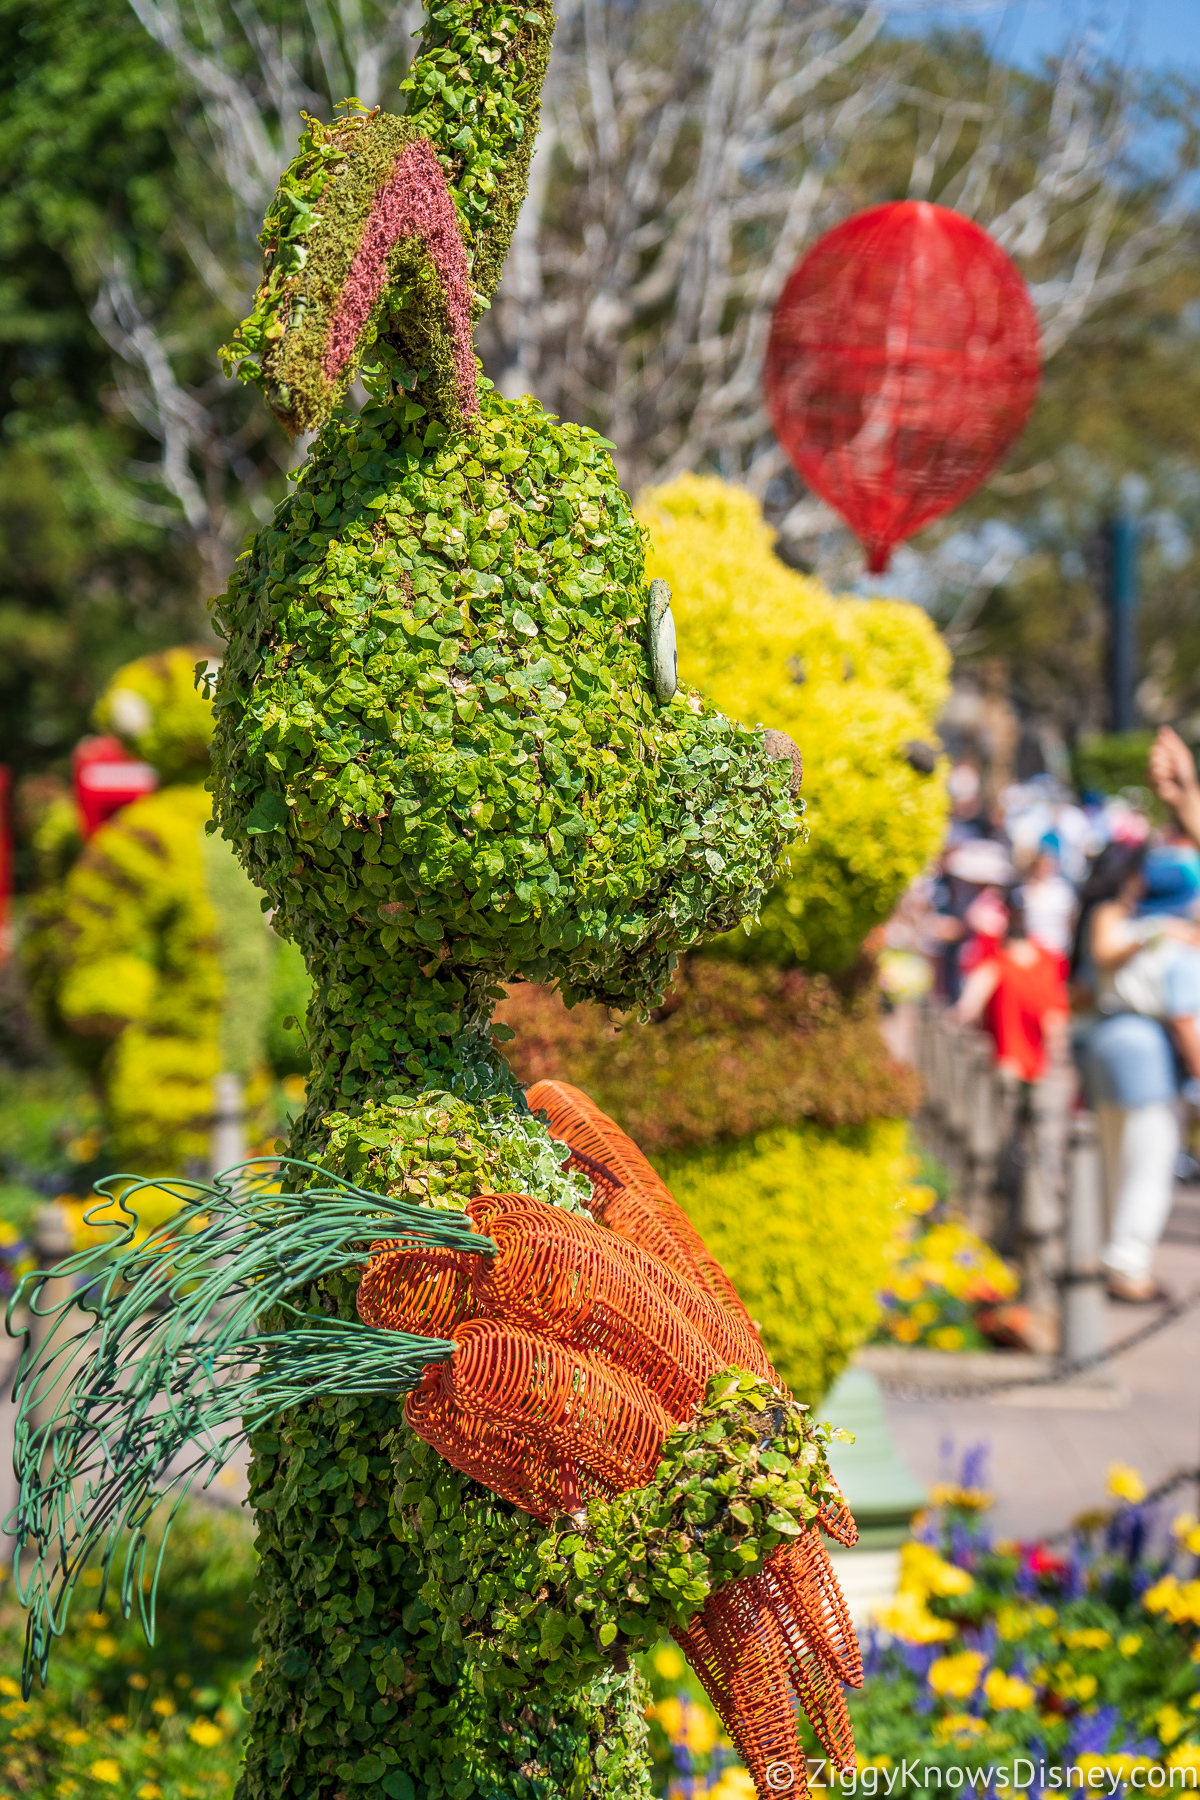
[{"xmin": 322, "ymin": 137, "xmax": 478, "ymax": 418}]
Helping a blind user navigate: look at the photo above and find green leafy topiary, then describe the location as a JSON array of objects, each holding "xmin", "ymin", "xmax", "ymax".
[
  {"xmin": 202, "ymin": 3, "xmax": 807, "ymax": 1791},
  {"xmin": 392, "ymin": 1369, "xmax": 849, "ymax": 1687},
  {"xmin": 213, "ymin": 380, "xmax": 796, "ymax": 1139}
]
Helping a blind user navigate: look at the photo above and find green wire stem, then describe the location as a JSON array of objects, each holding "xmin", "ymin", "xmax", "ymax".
[{"xmin": 5, "ymin": 1157, "xmax": 494, "ymax": 1691}]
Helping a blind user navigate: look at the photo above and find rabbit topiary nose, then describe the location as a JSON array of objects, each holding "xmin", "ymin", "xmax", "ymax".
[{"xmin": 762, "ymin": 729, "xmax": 803, "ymax": 797}]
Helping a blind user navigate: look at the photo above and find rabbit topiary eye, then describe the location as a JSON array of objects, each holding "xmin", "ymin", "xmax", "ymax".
[{"xmin": 648, "ymin": 578, "xmax": 677, "ymax": 703}]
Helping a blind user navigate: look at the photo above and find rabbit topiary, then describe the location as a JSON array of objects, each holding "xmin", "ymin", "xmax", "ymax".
[{"xmin": 11, "ymin": 7, "xmax": 864, "ymax": 1797}]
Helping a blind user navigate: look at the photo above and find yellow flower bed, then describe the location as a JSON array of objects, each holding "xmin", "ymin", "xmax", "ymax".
[
  {"xmin": 1144, "ymin": 1574, "xmax": 1200, "ymax": 1629},
  {"xmin": 877, "ymin": 1186, "xmax": 1019, "ymax": 1349}
]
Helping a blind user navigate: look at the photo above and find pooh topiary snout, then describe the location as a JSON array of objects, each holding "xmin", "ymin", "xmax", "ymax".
[{"xmin": 761, "ymin": 728, "xmax": 803, "ymax": 797}]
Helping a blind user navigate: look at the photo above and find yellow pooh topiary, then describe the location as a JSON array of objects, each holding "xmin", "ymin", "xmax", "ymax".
[
  {"xmin": 651, "ymin": 1118, "xmax": 921, "ymax": 1403},
  {"xmin": 637, "ymin": 474, "xmax": 951, "ymax": 971},
  {"xmin": 26, "ymin": 782, "xmax": 270, "ymax": 1174},
  {"xmin": 91, "ymin": 644, "xmax": 216, "ymax": 786}
]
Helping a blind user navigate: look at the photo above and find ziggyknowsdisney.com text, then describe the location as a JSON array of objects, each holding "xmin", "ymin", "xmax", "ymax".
[{"xmin": 803, "ymin": 1760, "xmax": 1200, "ymax": 1792}]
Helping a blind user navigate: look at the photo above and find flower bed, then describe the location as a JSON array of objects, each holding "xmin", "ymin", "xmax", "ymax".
[
  {"xmin": 875, "ymin": 1180, "xmax": 1019, "ymax": 1352},
  {"xmin": 644, "ymin": 1465, "xmax": 1200, "ymax": 1796},
  {"xmin": 0, "ymin": 1508, "xmax": 255, "ymax": 1800}
]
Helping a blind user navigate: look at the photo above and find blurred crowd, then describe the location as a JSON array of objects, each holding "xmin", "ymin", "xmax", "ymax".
[{"xmin": 882, "ymin": 726, "xmax": 1200, "ymax": 1307}]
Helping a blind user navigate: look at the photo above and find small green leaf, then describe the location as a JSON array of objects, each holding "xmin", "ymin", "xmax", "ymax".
[{"xmin": 245, "ymin": 789, "xmax": 289, "ymax": 834}]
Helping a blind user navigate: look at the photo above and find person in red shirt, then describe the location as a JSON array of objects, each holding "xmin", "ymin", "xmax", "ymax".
[{"xmin": 950, "ymin": 898, "xmax": 1068, "ymax": 1082}]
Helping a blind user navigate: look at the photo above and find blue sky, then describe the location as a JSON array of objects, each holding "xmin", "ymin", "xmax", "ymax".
[{"xmin": 884, "ymin": 0, "xmax": 1200, "ymax": 76}]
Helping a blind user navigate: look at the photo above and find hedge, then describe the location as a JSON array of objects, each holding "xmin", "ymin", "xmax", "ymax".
[
  {"xmin": 498, "ymin": 953, "xmax": 917, "ymax": 1151},
  {"xmin": 649, "ymin": 1119, "xmax": 920, "ymax": 1403}
]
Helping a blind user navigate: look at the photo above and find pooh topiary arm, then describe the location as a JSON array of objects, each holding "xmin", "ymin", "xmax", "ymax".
[{"xmin": 220, "ymin": 0, "xmax": 552, "ymax": 436}]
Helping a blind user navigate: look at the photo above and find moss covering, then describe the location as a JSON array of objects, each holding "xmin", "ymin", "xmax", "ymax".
[{"xmin": 638, "ymin": 475, "xmax": 951, "ymax": 973}]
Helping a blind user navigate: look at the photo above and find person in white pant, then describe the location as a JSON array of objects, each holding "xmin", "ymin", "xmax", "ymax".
[
  {"xmin": 1074, "ymin": 842, "xmax": 1178, "ymax": 1302},
  {"xmin": 1070, "ymin": 727, "xmax": 1200, "ymax": 1301}
]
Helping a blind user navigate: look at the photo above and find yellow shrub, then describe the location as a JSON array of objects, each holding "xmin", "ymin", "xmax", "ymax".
[
  {"xmin": 651, "ymin": 1117, "xmax": 918, "ymax": 1402},
  {"xmin": 638, "ymin": 474, "xmax": 950, "ymax": 970}
]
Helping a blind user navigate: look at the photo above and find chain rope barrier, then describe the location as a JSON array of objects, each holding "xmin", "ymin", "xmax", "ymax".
[{"xmin": 872, "ymin": 1286, "xmax": 1200, "ymax": 1405}]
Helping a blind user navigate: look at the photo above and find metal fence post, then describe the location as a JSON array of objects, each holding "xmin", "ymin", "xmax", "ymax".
[
  {"xmin": 963, "ymin": 1033, "xmax": 1000, "ymax": 1236},
  {"xmin": 210, "ymin": 1072, "xmax": 246, "ymax": 1179},
  {"xmin": 939, "ymin": 1019, "xmax": 967, "ymax": 1189},
  {"xmin": 1062, "ymin": 1109, "xmax": 1106, "ymax": 1364},
  {"xmin": 1020, "ymin": 1080, "xmax": 1064, "ymax": 1324}
]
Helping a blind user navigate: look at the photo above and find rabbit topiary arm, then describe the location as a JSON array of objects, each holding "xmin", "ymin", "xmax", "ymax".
[{"xmin": 221, "ymin": 0, "xmax": 553, "ymax": 436}]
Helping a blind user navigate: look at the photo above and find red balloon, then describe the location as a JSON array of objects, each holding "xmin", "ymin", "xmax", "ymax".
[{"xmin": 764, "ymin": 201, "xmax": 1041, "ymax": 573}]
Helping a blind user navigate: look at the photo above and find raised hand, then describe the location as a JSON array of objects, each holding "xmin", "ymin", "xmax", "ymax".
[{"xmin": 1148, "ymin": 725, "xmax": 1200, "ymax": 846}]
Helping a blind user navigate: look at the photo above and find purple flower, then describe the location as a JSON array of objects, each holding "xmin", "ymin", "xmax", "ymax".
[
  {"xmin": 950, "ymin": 1521, "xmax": 977, "ymax": 1566},
  {"xmin": 671, "ymin": 1740, "xmax": 696, "ymax": 1776},
  {"xmin": 960, "ymin": 1443, "xmax": 990, "ymax": 1491},
  {"xmin": 1067, "ymin": 1705, "xmax": 1121, "ymax": 1760},
  {"xmin": 899, "ymin": 1641, "xmax": 940, "ymax": 1681}
]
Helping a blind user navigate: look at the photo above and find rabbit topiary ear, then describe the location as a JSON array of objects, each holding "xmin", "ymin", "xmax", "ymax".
[
  {"xmin": 222, "ymin": 112, "xmax": 477, "ymax": 437},
  {"xmin": 222, "ymin": 0, "xmax": 555, "ymax": 437}
]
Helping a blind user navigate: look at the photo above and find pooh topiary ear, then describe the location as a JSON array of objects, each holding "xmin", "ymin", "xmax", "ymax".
[{"xmin": 222, "ymin": 0, "xmax": 554, "ymax": 437}]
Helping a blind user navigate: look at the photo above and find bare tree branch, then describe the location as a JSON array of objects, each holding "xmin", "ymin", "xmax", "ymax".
[
  {"xmin": 480, "ymin": 0, "xmax": 1191, "ymax": 519},
  {"xmin": 87, "ymin": 0, "xmax": 419, "ymax": 587}
]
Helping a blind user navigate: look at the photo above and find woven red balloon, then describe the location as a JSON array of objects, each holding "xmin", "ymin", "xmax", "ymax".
[{"xmin": 764, "ymin": 200, "xmax": 1041, "ymax": 573}]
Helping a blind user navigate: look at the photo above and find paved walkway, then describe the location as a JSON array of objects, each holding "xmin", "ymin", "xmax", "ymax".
[{"xmin": 880, "ymin": 1186, "xmax": 1200, "ymax": 1541}]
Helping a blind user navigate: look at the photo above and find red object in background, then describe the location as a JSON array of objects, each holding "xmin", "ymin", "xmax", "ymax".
[
  {"xmin": 764, "ymin": 201, "xmax": 1042, "ymax": 573},
  {"xmin": 72, "ymin": 737, "xmax": 158, "ymax": 839},
  {"xmin": 0, "ymin": 767, "xmax": 11, "ymax": 963},
  {"xmin": 982, "ymin": 941, "xmax": 1068, "ymax": 1084}
]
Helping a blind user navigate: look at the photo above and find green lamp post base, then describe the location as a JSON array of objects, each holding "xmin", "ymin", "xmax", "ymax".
[{"xmin": 823, "ymin": 1364, "xmax": 927, "ymax": 1551}]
